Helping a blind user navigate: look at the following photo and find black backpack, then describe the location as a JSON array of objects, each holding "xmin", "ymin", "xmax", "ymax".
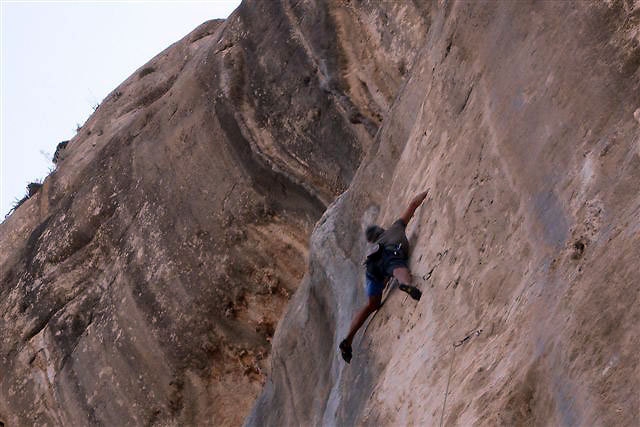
[
  {"xmin": 364, "ymin": 241, "xmax": 407, "ymax": 281},
  {"xmin": 364, "ymin": 243, "xmax": 386, "ymax": 280}
]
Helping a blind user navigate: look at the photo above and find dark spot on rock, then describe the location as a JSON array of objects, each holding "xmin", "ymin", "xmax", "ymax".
[
  {"xmin": 398, "ymin": 59, "xmax": 407, "ymax": 75},
  {"xmin": 444, "ymin": 39, "xmax": 453, "ymax": 58},
  {"xmin": 621, "ymin": 39, "xmax": 640, "ymax": 77},
  {"xmin": 138, "ymin": 67, "xmax": 156, "ymax": 79},
  {"xmin": 349, "ymin": 111, "xmax": 363, "ymax": 124},
  {"xmin": 168, "ymin": 376, "xmax": 184, "ymax": 415},
  {"xmin": 256, "ymin": 320, "xmax": 275, "ymax": 338},
  {"xmin": 147, "ymin": 408, "xmax": 162, "ymax": 426},
  {"xmin": 19, "ymin": 300, "xmax": 30, "ymax": 313},
  {"xmin": 572, "ymin": 240, "xmax": 586, "ymax": 260}
]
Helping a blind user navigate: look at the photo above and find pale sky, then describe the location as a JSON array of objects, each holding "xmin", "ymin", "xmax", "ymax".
[{"xmin": 1, "ymin": 0, "xmax": 241, "ymax": 220}]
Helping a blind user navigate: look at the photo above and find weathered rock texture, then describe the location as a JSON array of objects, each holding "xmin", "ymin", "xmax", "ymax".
[
  {"xmin": 0, "ymin": 1, "xmax": 426, "ymax": 425},
  {"xmin": 2, "ymin": 0, "xmax": 639, "ymax": 426},
  {"xmin": 247, "ymin": 1, "xmax": 640, "ymax": 426}
]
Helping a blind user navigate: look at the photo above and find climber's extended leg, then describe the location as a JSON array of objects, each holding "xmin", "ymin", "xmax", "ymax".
[
  {"xmin": 345, "ymin": 294, "xmax": 382, "ymax": 344},
  {"xmin": 340, "ymin": 290, "xmax": 382, "ymax": 363}
]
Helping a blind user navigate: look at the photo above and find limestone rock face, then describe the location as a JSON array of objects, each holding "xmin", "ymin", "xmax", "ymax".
[
  {"xmin": 248, "ymin": 1, "xmax": 640, "ymax": 426},
  {"xmin": 0, "ymin": 1, "xmax": 427, "ymax": 425},
  {"xmin": 2, "ymin": 0, "xmax": 639, "ymax": 426}
]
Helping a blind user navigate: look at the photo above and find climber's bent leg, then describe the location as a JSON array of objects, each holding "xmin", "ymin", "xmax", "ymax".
[{"xmin": 393, "ymin": 266, "xmax": 421, "ymax": 301}]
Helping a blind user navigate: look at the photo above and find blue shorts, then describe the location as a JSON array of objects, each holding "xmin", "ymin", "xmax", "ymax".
[
  {"xmin": 365, "ymin": 273, "xmax": 385, "ymax": 297},
  {"xmin": 365, "ymin": 251, "xmax": 409, "ymax": 297}
]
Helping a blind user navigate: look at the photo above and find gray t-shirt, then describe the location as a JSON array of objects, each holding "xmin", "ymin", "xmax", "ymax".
[{"xmin": 378, "ymin": 219, "xmax": 409, "ymax": 252}]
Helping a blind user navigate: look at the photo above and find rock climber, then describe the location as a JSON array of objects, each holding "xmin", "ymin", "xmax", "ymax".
[{"xmin": 339, "ymin": 190, "xmax": 429, "ymax": 363}]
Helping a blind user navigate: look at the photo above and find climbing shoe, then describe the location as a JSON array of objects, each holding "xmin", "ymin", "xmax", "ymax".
[
  {"xmin": 339, "ymin": 339, "xmax": 352, "ymax": 363},
  {"xmin": 399, "ymin": 284, "xmax": 422, "ymax": 301}
]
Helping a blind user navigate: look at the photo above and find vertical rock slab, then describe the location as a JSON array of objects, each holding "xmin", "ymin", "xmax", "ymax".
[{"xmin": 248, "ymin": 1, "xmax": 640, "ymax": 425}]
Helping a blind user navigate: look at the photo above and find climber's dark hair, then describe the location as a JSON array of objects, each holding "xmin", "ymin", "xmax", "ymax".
[{"xmin": 365, "ymin": 225, "xmax": 385, "ymax": 243}]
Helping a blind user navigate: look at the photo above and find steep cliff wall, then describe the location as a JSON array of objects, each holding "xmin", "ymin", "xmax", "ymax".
[
  {"xmin": 0, "ymin": 1, "xmax": 429, "ymax": 425},
  {"xmin": 2, "ymin": 1, "xmax": 638, "ymax": 426},
  {"xmin": 248, "ymin": 1, "xmax": 640, "ymax": 426}
]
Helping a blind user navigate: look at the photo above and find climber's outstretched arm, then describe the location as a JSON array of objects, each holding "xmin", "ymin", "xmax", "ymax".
[{"xmin": 400, "ymin": 190, "xmax": 429, "ymax": 225}]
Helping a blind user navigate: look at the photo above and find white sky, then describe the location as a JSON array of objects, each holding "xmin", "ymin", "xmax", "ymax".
[{"xmin": 1, "ymin": 0, "xmax": 241, "ymax": 220}]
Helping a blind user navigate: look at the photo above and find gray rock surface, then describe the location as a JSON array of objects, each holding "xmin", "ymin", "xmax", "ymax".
[
  {"xmin": 2, "ymin": 0, "xmax": 639, "ymax": 426},
  {"xmin": 248, "ymin": 1, "xmax": 640, "ymax": 426}
]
